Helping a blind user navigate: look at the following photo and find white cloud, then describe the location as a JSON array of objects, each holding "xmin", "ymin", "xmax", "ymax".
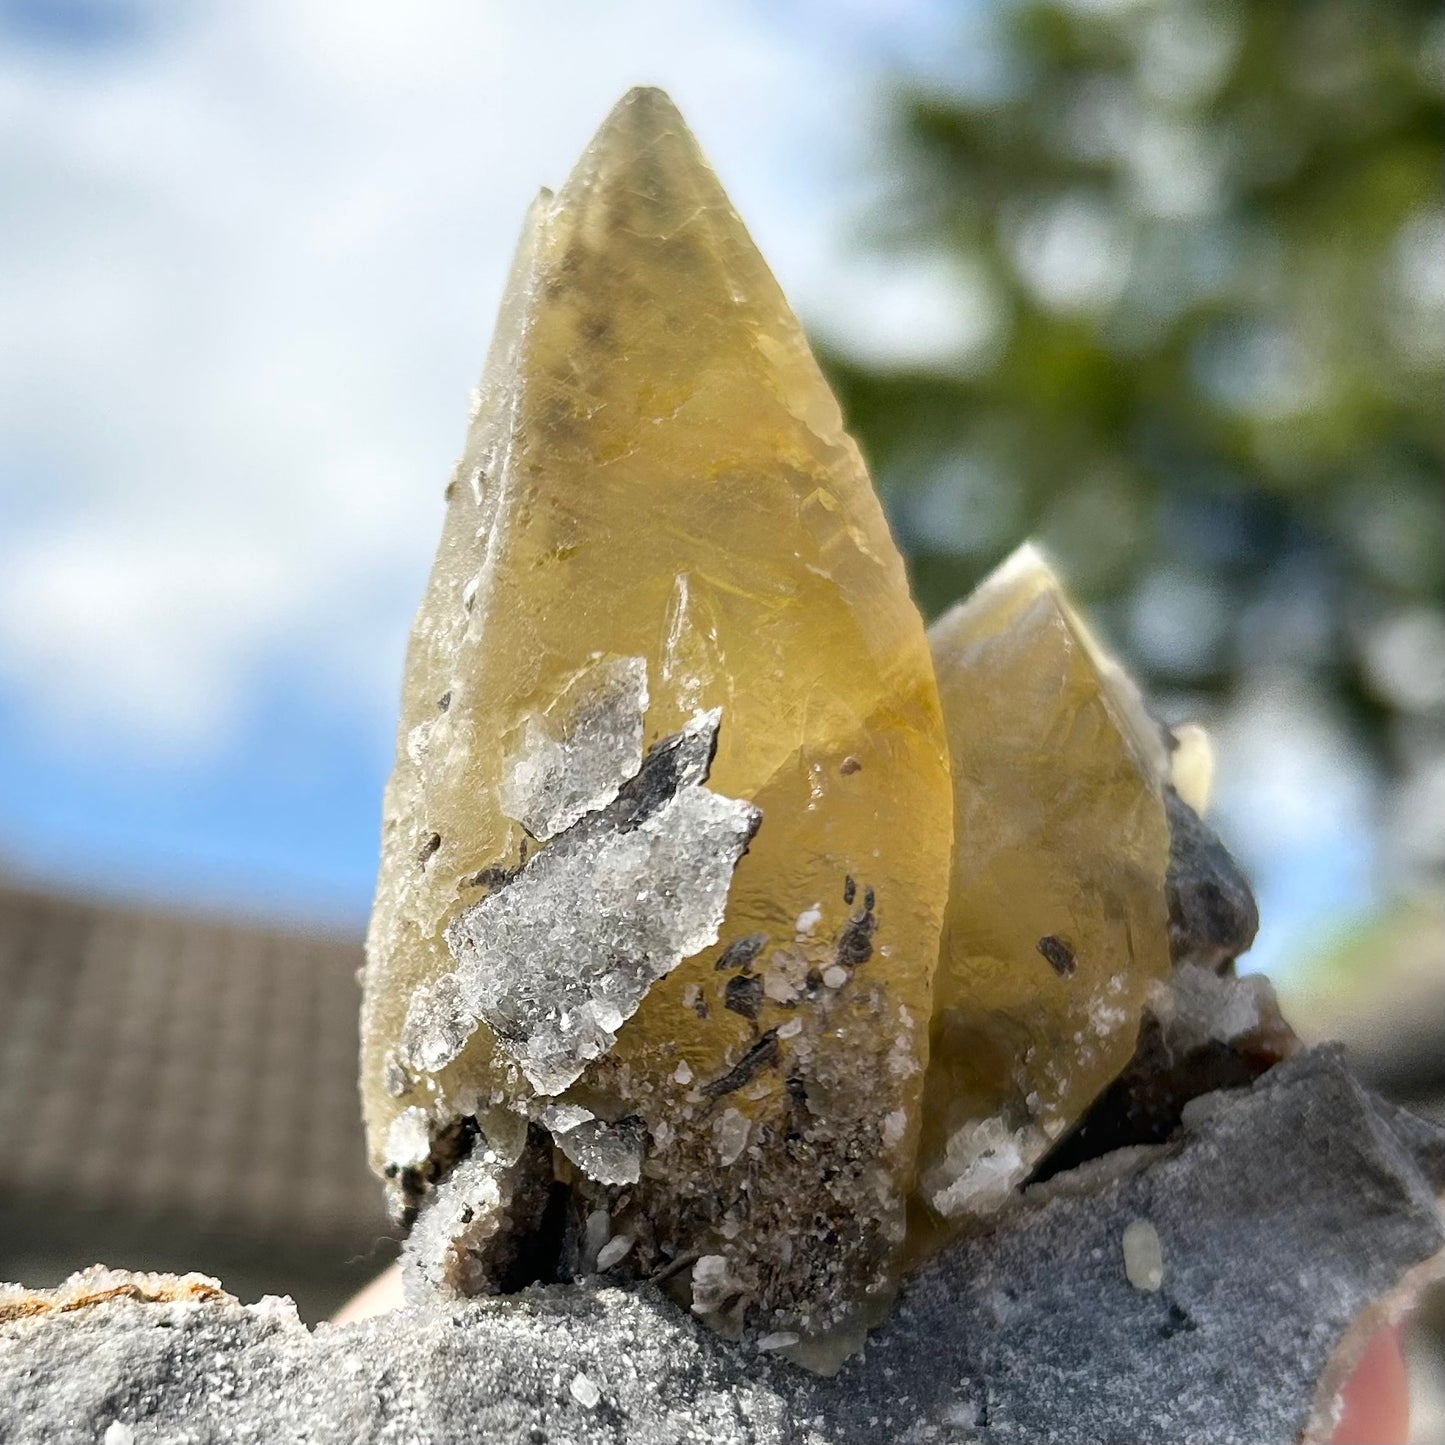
[
  {"xmin": 807, "ymin": 248, "xmax": 1011, "ymax": 373},
  {"xmin": 0, "ymin": 0, "xmax": 901, "ymax": 753}
]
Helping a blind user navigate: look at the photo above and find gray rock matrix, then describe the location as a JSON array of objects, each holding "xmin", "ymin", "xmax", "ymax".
[{"xmin": 3, "ymin": 1048, "xmax": 1441, "ymax": 1445}]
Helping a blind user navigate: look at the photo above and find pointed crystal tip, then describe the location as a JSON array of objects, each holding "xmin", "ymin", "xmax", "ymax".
[
  {"xmin": 578, "ymin": 84, "xmax": 695, "ymax": 175},
  {"xmin": 558, "ymin": 84, "xmax": 719, "ymax": 233},
  {"xmin": 612, "ymin": 84, "xmax": 686, "ymax": 125}
]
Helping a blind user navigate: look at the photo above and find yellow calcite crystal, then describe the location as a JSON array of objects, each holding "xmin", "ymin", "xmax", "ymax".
[
  {"xmin": 913, "ymin": 544, "xmax": 1173, "ymax": 1246},
  {"xmin": 361, "ymin": 87, "xmax": 953, "ymax": 1344}
]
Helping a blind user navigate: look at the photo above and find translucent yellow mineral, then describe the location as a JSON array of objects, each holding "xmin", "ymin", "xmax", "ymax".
[
  {"xmin": 912, "ymin": 543, "xmax": 1173, "ymax": 1251},
  {"xmin": 360, "ymin": 87, "xmax": 953, "ymax": 1347}
]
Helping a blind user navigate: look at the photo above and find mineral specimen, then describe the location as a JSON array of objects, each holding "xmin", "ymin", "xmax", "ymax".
[
  {"xmin": 360, "ymin": 82, "xmax": 1278, "ymax": 1364},
  {"xmin": 0, "ymin": 81, "xmax": 1429, "ymax": 1444},
  {"xmin": 360, "ymin": 86, "xmax": 954, "ymax": 1348},
  {"xmin": 914, "ymin": 544, "xmax": 1175, "ymax": 1244}
]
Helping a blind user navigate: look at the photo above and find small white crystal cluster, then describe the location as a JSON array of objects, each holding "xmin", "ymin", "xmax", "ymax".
[{"xmin": 392, "ymin": 676, "xmax": 758, "ymax": 1097}]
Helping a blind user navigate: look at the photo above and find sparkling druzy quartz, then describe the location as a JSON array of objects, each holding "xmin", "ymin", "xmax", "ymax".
[
  {"xmin": 913, "ymin": 544, "xmax": 1174, "ymax": 1245},
  {"xmin": 361, "ymin": 88, "xmax": 953, "ymax": 1348}
]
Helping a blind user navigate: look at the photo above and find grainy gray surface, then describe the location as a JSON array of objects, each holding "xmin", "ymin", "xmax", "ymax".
[
  {"xmin": 1164, "ymin": 786, "xmax": 1260, "ymax": 971},
  {"xmin": 3, "ymin": 1049, "xmax": 1441, "ymax": 1445}
]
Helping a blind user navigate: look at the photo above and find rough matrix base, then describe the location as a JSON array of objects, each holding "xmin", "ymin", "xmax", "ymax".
[{"xmin": 3, "ymin": 1050, "xmax": 1441, "ymax": 1445}]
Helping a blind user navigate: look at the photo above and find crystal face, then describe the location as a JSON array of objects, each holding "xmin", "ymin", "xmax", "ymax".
[
  {"xmin": 912, "ymin": 544, "xmax": 1173, "ymax": 1246},
  {"xmin": 360, "ymin": 87, "xmax": 954, "ymax": 1347}
]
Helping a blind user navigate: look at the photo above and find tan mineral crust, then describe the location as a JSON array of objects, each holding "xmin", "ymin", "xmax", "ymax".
[{"xmin": 360, "ymin": 86, "xmax": 1230, "ymax": 1363}]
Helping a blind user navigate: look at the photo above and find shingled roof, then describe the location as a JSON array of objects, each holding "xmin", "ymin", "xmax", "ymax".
[{"xmin": 0, "ymin": 879, "xmax": 394, "ymax": 1318}]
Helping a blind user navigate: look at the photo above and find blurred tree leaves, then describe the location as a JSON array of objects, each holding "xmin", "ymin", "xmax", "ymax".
[{"xmin": 824, "ymin": 0, "xmax": 1442, "ymax": 865}]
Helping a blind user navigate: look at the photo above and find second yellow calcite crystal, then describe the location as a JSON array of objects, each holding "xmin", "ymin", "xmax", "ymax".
[
  {"xmin": 361, "ymin": 88, "xmax": 953, "ymax": 1346},
  {"xmin": 914, "ymin": 544, "xmax": 1173, "ymax": 1245}
]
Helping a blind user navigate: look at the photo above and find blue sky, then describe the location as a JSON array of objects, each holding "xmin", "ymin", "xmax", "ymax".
[{"xmin": 0, "ymin": 0, "xmax": 1380, "ymax": 968}]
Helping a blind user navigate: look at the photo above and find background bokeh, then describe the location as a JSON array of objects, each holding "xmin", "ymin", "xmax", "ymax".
[{"xmin": 1, "ymin": 0, "xmax": 1441, "ymax": 1430}]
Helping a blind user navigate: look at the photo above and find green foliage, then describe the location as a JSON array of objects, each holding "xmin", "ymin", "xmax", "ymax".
[{"xmin": 826, "ymin": 0, "xmax": 1443, "ymax": 751}]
